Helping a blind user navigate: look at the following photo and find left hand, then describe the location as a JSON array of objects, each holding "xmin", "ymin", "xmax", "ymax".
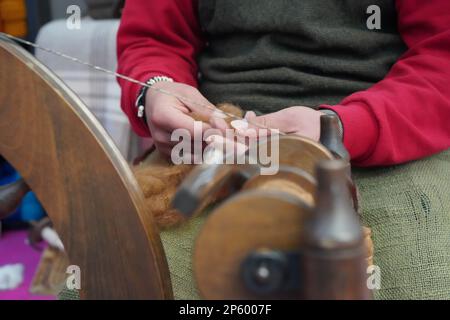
[{"xmin": 244, "ymin": 106, "xmax": 324, "ymax": 141}]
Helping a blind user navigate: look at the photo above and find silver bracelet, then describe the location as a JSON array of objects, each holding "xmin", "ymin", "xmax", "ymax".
[{"xmin": 136, "ymin": 76, "xmax": 174, "ymax": 118}]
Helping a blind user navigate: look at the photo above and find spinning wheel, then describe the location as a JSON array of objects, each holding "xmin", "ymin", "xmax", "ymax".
[
  {"xmin": 0, "ymin": 36, "xmax": 372, "ymax": 300},
  {"xmin": 174, "ymin": 138, "xmax": 370, "ymax": 299},
  {"xmin": 0, "ymin": 36, "xmax": 171, "ymax": 299}
]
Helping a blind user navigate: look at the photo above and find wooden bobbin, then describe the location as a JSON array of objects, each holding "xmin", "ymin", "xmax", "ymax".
[
  {"xmin": 192, "ymin": 136, "xmax": 329, "ymax": 299},
  {"xmin": 192, "ymin": 137, "xmax": 373, "ymax": 299}
]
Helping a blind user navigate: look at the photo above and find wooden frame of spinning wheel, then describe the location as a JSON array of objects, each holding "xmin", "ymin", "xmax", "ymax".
[
  {"xmin": 0, "ymin": 37, "xmax": 172, "ymax": 299},
  {"xmin": 0, "ymin": 36, "xmax": 372, "ymax": 300}
]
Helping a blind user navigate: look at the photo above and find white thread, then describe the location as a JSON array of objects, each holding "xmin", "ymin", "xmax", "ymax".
[{"xmin": 0, "ymin": 32, "xmax": 285, "ymax": 135}]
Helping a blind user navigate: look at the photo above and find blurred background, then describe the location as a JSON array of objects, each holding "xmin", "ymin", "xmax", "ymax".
[
  {"xmin": 1, "ymin": 0, "xmax": 88, "ymax": 40},
  {"xmin": 0, "ymin": 0, "xmax": 135, "ymax": 300}
]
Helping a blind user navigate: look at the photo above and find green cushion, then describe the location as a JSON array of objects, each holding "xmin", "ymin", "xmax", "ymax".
[
  {"xmin": 160, "ymin": 216, "xmax": 205, "ymax": 300},
  {"xmin": 60, "ymin": 149, "xmax": 450, "ymax": 300},
  {"xmin": 354, "ymin": 149, "xmax": 450, "ymax": 299},
  {"xmin": 161, "ymin": 149, "xmax": 450, "ymax": 300}
]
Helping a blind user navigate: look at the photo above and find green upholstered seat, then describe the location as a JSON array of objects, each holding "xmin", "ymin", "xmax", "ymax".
[
  {"xmin": 60, "ymin": 149, "xmax": 450, "ymax": 300},
  {"xmin": 353, "ymin": 149, "xmax": 450, "ymax": 299},
  {"xmin": 160, "ymin": 149, "xmax": 450, "ymax": 300}
]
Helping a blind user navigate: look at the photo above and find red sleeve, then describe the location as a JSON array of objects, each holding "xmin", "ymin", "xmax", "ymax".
[
  {"xmin": 117, "ymin": 0, "xmax": 204, "ymax": 137},
  {"xmin": 321, "ymin": 0, "xmax": 450, "ymax": 167}
]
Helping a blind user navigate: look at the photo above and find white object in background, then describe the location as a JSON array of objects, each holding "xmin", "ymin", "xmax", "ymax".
[
  {"xmin": 35, "ymin": 18, "xmax": 132, "ymax": 157},
  {"xmin": 0, "ymin": 264, "xmax": 24, "ymax": 291},
  {"xmin": 41, "ymin": 227, "xmax": 65, "ymax": 251}
]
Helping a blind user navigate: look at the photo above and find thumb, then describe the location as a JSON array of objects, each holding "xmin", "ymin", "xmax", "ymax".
[{"xmin": 233, "ymin": 113, "xmax": 270, "ymax": 138}]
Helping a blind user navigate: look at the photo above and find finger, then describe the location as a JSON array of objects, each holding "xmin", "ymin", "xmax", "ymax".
[
  {"xmin": 204, "ymin": 128, "xmax": 225, "ymax": 143},
  {"xmin": 209, "ymin": 115, "xmax": 229, "ymax": 132},
  {"xmin": 153, "ymin": 107, "xmax": 209, "ymax": 136},
  {"xmin": 181, "ymin": 91, "xmax": 216, "ymax": 119},
  {"xmin": 246, "ymin": 112, "xmax": 290, "ymax": 138},
  {"xmin": 238, "ymin": 114, "xmax": 271, "ymax": 138},
  {"xmin": 152, "ymin": 130, "xmax": 173, "ymax": 146},
  {"xmin": 243, "ymin": 112, "xmax": 259, "ymax": 136},
  {"xmin": 236, "ymin": 127, "xmax": 258, "ymax": 139},
  {"xmin": 244, "ymin": 111, "xmax": 257, "ymax": 121},
  {"xmin": 230, "ymin": 119, "xmax": 249, "ymax": 131},
  {"xmin": 173, "ymin": 103, "xmax": 190, "ymax": 114}
]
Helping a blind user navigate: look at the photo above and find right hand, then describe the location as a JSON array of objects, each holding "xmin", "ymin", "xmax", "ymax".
[{"xmin": 145, "ymin": 81, "xmax": 215, "ymax": 157}]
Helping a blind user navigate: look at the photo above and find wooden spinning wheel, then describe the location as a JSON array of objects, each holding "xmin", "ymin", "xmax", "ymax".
[
  {"xmin": 0, "ymin": 36, "xmax": 172, "ymax": 299},
  {"xmin": 0, "ymin": 36, "xmax": 372, "ymax": 300}
]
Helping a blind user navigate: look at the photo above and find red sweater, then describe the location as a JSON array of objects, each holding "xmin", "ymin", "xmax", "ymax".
[{"xmin": 117, "ymin": 0, "xmax": 450, "ymax": 167}]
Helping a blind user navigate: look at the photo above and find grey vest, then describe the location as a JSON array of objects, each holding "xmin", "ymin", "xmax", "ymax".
[{"xmin": 197, "ymin": 0, "xmax": 407, "ymax": 113}]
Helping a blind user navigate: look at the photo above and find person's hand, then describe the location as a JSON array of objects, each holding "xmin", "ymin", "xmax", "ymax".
[
  {"xmin": 244, "ymin": 106, "xmax": 324, "ymax": 141},
  {"xmin": 145, "ymin": 81, "xmax": 214, "ymax": 156}
]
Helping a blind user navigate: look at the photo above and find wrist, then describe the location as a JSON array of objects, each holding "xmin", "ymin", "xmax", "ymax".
[
  {"xmin": 135, "ymin": 76, "xmax": 174, "ymax": 119},
  {"xmin": 320, "ymin": 103, "xmax": 379, "ymax": 162}
]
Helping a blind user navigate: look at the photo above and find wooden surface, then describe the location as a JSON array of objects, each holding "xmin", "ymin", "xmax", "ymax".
[
  {"xmin": 258, "ymin": 135, "xmax": 334, "ymax": 176},
  {"xmin": 242, "ymin": 166, "xmax": 317, "ymax": 207},
  {"xmin": 192, "ymin": 137, "xmax": 334, "ymax": 299},
  {"xmin": 195, "ymin": 190, "xmax": 311, "ymax": 299},
  {"xmin": 192, "ymin": 139, "xmax": 373, "ymax": 299},
  {"xmin": 0, "ymin": 178, "xmax": 30, "ymax": 219},
  {"xmin": 30, "ymin": 248, "xmax": 71, "ymax": 296},
  {"xmin": 0, "ymin": 37, "xmax": 172, "ymax": 299}
]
